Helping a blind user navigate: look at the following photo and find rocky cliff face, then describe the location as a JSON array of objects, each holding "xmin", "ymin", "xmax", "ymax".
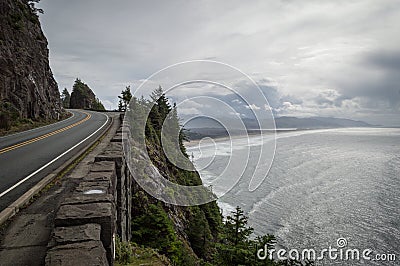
[
  {"xmin": 0, "ymin": 0, "xmax": 62, "ymax": 121},
  {"xmin": 69, "ymin": 79, "xmax": 96, "ymax": 109}
]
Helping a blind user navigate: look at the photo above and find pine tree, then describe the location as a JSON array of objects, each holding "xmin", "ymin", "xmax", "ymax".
[
  {"xmin": 187, "ymin": 207, "xmax": 212, "ymax": 259},
  {"xmin": 61, "ymin": 88, "xmax": 70, "ymax": 108},
  {"xmin": 93, "ymin": 97, "xmax": 106, "ymax": 111},
  {"xmin": 118, "ymin": 99, "xmax": 124, "ymax": 112},
  {"xmin": 118, "ymin": 86, "xmax": 132, "ymax": 111},
  {"xmin": 225, "ymin": 206, "xmax": 254, "ymax": 246},
  {"xmin": 131, "ymin": 203, "xmax": 183, "ymax": 263},
  {"xmin": 215, "ymin": 206, "xmax": 254, "ymax": 265},
  {"xmin": 149, "ymin": 86, "xmax": 171, "ymax": 132}
]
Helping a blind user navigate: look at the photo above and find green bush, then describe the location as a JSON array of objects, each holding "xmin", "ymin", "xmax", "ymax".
[
  {"xmin": 115, "ymin": 236, "xmax": 134, "ymax": 264},
  {"xmin": 132, "ymin": 203, "xmax": 183, "ymax": 263}
]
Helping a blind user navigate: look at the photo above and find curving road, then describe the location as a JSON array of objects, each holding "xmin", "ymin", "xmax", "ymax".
[{"xmin": 0, "ymin": 110, "xmax": 110, "ymax": 212}]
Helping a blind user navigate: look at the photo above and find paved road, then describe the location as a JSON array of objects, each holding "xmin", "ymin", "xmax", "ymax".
[{"xmin": 0, "ymin": 110, "xmax": 110, "ymax": 212}]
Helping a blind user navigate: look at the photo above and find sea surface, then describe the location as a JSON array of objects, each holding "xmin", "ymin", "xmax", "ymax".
[{"xmin": 186, "ymin": 128, "xmax": 400, "ymax": 265}]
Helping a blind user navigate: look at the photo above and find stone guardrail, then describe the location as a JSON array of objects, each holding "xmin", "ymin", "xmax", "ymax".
[{"xmin": 45, "ymin": 115, "xmax": 131, "ymax": 266}]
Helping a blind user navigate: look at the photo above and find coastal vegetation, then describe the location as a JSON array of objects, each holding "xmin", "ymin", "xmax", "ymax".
[{"xmin": 115, "ymin": 86, "xmax": 313, "ymax": 266}]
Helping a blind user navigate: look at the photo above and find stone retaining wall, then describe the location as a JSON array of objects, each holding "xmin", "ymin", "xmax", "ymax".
[{"xmin": 45, "ymin": 118, "xmax": 131, "ymax": 266}]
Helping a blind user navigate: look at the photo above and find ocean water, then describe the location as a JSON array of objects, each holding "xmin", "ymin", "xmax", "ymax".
[{"xmin": 186, "ymin": 128, "xmax": 400, "ymax": 265}]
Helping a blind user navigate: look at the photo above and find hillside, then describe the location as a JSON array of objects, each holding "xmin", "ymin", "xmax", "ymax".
[
  {"xmin": 275, "ymin": 116, "xmax": 372, "ymax": 129},
  {"xmin": 69, "ymin": 78, "xmax": 105, "ymax": 110},
  {"xmin": 0, "ymin": 0, "xmax": 63, "ymax": 128},
  {"xmin": 125, "ymin": 88, "xmax": 223, "ymax": 264},
  {"xmin": 184, "ymin": 116, "xmax": 373, "ymax": 139}
]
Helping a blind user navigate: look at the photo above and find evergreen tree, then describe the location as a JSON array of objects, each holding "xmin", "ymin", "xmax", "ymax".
[
  {"xmin": 118, "ymin": 99, "xmax": 124, "ymax": 112},
  {"xmin": 187, "ymin": 207, "xmax": 213, "ymax": 260},
  {"xmin": 131, "ymin": 203, "xmax": 183, "ymax": 263},
  {"xmin": 170, "ymin": 103, "xmax": 188, "ymax": 154},
  {"xmin": 118, "ymin": 86, "xmax": 132, "ymax": 111},
  {"xmin": 61, "ymin": 88, "xmax": 70, "ymax": 108},
  {"xmin": 150, "ymin": 85, "xmax": 164, "ymax": 102},
  {"xmin": 148, "ymin": 86, "xmax": 171, "ymax": 133},
  {"xmin": 92, "ymin": 97, "xmax": 106, "ymax": 111},
  {"xmin": 226, "ymin": 206, "xmax": 254, "ymax": 246},
  {"xmin": 215, "ymin": 206, "xmax": 255, "ymax": 265}
]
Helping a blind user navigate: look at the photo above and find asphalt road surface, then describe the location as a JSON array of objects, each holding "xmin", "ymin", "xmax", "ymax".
[{"xmin": 0, "ymin": 110, "xmax": 110, "ymax": 212}]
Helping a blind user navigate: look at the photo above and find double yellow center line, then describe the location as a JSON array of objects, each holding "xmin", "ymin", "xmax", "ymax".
[{"xmin": 0, "ymin": 112, "xmax": 91, "ymax": 155}]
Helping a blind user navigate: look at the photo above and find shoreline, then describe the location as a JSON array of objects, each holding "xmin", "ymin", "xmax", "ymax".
[
  {"xmin": 183, "ymin": 126, "xmax": 395, "ymax": 148},
  {"xmin": 184, "ymin": 128, "xmax": 293, "ymax": 147}
]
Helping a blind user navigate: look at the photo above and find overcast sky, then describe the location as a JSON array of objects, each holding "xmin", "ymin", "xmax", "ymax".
[{"xmin": 38, "ymin": 0, "xmax": 400, "ymax": 126}]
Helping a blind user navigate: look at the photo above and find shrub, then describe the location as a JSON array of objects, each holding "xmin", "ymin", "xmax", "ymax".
[{"xmin": 0, "ymin": 112, "xmax": 10, "ymax": 130}]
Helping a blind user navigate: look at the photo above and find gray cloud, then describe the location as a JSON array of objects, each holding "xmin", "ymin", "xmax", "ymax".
[
  {"xmin": 365, "ymin": 50, "xmax": 400, "ymax": 72},
  {"xmin": 37, "ymin": 0, "xmax": 400, "ymax": 126},
  {"xmin": 328, "ymin": 49, "xmax": 400, "ymax": 114}
]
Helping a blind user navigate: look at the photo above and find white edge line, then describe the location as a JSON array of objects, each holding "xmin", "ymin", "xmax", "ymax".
[
  {"xmin": 0, "ymin": 111, "xmax": 76, "ymax": 140},
  {"xmin": 0, "ymin": 112, "xmax": 109, "ymax": 199}
]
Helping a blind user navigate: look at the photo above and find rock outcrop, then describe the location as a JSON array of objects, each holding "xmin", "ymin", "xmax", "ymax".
[
  {"xmin": 0, "ymin": 0, "xmax": 63, "ymax": 121},
  {"xmin": 69, "ymin": 78, "xmax": 105, "ymax": 110}
]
